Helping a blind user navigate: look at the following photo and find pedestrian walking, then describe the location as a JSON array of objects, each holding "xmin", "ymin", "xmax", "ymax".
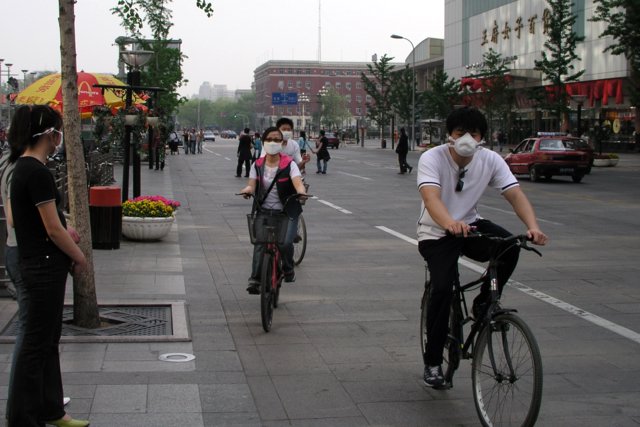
[
  {"xmin": 252, "ymin": 132, "xmax": 262, "ymax": 162},
  {"xmin": 236, "ymin": 127, "xmax": 253, "ymax": 177},
  {"xmin": 297, "ymin": 130, "xmax": 313, "ymax": 174},
  {"xmin": 6, "ymin": 105, "xmax": 89, "ymax": 427},
  {"xmin": 182, "ymin": 129, "xmax": 189, "ymax": 154},
  {"xmin": 396, "ymin": 127, "xmax": 412, "ymax": 174},
  {"xmin": 316, "ymin": 130, "xmax": 331, "ymax": 174},
  {"xmin": 189, "ymin": 128, "xmax": 197, "ymax": 154},
  {"xmin": 197, "ymin": 129, "xmax": 204, "ymax": 154}
]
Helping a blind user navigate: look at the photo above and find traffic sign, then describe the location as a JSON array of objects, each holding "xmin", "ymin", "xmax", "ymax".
[{"xmin": 271, "ymin": 92, "xmax": 298, "ymax": 105}]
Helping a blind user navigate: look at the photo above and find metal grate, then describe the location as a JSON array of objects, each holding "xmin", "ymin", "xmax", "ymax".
[{"xmin": 1, "ymin": 305, "xmax": 172, "ymax": 337}]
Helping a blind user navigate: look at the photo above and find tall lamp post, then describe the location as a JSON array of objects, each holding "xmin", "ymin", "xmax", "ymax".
[
  {"xmin": 0, "ymin": 59, "xmax": 4, "ymax": 124},
  {"xmin": 21, "ymin": 69, "xmax": 28, "ymax": 90},
  {"xmin": 299, "ymin": 92, "xmax": 309, "ymax": 133},
  {"xmin": 391, "ymin": 34, "xmax": 416, "ymax": 151},
  {"xmin": 5, "ymin": 63, "xmax": 13, "ymax": 124},
  {"xmin": 317, "ymin": 86, "xmax": 328, "ymax": 132},
  {"xmin": 119, "ymin": 49, "xmax": 153, "ymax": 201}
]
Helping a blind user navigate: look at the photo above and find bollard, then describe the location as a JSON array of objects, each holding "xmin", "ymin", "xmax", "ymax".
[{"xmin": 89, "ymin": 186, "xmax": 122, "ymax": 250}]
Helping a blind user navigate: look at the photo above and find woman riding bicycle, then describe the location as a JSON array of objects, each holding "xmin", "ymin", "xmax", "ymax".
[
  {"xmin": 239, "ymin": 127, "xmax": 308, "ymax": 295},
  {"xmin": 416, "ymin": 107, "xmax": 548, "ymax": 388}
]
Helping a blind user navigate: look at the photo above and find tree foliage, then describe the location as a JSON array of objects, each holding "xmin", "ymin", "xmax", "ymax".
[
  {"xmin": 177, "ymin": 92, "xmax": 257, "ymax": 131},
  {"xmin": 422, "ymin": 70, "xmax": 461, "ymax": 120},
  {"xmin": 361, "ymin": 54, "xmax": 396, "ymax": 140},
  {"xmin": 477, "ymin": 48, "xmax": 515, "ymax": 146},
  {"xmin": 390, "ymin": 65, "xmax": 420, "ymax": 131},
  {"xmin": 318, "ymin": 87, "xmax": 351, "ymax": 130},
  {"xmin": 590, "ymin": 0, "xmax": 640, "ymax": 106},
  {"xmin": 533, "ymin": 0, "xmax": 585, "ymax": 127}
]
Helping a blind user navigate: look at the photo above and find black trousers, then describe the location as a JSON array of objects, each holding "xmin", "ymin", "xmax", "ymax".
[
  {"xmin": 8, "ymin": 252, "xmax": 71, "ymax": 427},
  {"xmin": 397, "ymin": 152, "xmax": 410, "ymax": 172},
  {"xmin": 418, "ymin": 219, "xmax": 520, "ymax": 366},
  {"xmin": 237, "ymin": 157, "xmax": 250, "ymax": 177}
]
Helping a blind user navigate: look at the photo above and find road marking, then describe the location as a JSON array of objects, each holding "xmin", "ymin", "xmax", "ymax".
[
  {"xmin": 478, "ymin": 204, "xmax": 563, "ymax": 226},
  {"xmin": 203, "ymin": 147, "xmax": 219, "ymax": 155},
  {"xmin": 316, "ymin": 199, "xmax": 352, "ymax": 214},
  {"xmin": 224, "ymin": 157, "xmax": 231, "ymax": 161},
  {"xmin": 336, "ymin": 171, "xmax": 372, "ymax": 181},
  {"xmin": 374, "ymin": 225, "xmax": 640, "ymax": 345}
]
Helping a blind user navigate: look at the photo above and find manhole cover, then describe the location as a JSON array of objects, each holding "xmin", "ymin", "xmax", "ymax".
[{"xmin": 159, "ymin": 352, "xmax": 195, "ymax": 362}]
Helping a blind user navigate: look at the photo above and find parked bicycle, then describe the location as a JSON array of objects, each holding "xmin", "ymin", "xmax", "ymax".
[
  {"xmin": 420, "ymin": 233, "xmax": 543, "ymax": 427},
  {"xmin": 240, "ymin": 193, "xmax": 309, "ymax": 332}
]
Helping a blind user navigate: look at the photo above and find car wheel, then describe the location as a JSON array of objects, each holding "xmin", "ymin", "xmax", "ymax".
[
  {"xmin": 572, "ymin": 174, "xmax": 584, "ymax": 183},
  {"xmin": 529, "ymin": 167, "xmax": 540, "ymax": 182}
]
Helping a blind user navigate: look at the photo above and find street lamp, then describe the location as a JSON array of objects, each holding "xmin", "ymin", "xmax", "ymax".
[
  {"xmin": 299, "ymin": 92, "xmax": 309, "ymax": 133},
  {"xmin": 391, "ymin": 34, "xmax": 416, "ymax": 151},
  {"xmin": 0, "ymin": 59, "xmax": 4, "ymax": 124},
  {"xmin": 571, "ymin": 94, "xmax": 587, "ymax": 137},
  {"xmin": 119, "ymin": 49, "xmax": 153, "ymax": 200},
  {"xmin": 5, "ymin": 63, "xmax": 13, "ymax": 123},
  {"xmin": 21, "ymin": 69, "xmax": 28, "ymax": 90},
  {"xmin": 317, "ymin": 86, "xmax": 328, "ymax": 131}
]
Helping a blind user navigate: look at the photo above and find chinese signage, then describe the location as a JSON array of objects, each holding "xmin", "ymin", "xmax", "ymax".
[
  {"xmin": 271, "ymin": 92, "xmax": 298, "ymax": 105},
  {"xmin": 480, "ymin": 8, "xmax": 552, "ymax": 47}
]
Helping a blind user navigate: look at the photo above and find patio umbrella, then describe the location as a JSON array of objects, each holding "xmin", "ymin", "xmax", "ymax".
[{"xmin": 15, "ymin": 71, "xmax": 145, "ymax": 118}]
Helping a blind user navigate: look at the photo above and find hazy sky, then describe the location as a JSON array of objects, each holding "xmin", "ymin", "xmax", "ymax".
[{"xmin": 3, "ymin": 0, "xmax": 444, "ymax": 97}]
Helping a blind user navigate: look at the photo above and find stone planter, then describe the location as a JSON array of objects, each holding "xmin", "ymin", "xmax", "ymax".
[
  {"xmin": 146, "ymin": 116, "xmax": 159, "ymax": 127},
  {"xmin": 122, "ymin": 216, "xmax": 174, "ymax": 241},
  {"xmin": 593, "ymin": 157, "xmax": 618, "ymax": 167}
]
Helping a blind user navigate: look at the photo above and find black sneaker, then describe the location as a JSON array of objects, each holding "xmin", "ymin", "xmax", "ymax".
[
  {"xmin": 246, "ymin": 278, "xmax": 260, "ymax": 295},
  {"xmin": 423, "ymin": 365, "xmax": 445, "ymax": 388},
  {"xmin": 472, "ymin": 297, "xmax": 489, "ymax": 321},
  {"xmin": 284, "ymin": 270, "xmax": 296, "ymax": 283}
]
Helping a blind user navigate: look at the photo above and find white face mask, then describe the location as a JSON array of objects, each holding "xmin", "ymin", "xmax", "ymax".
[
  {"xmin": 264, "ymin": 141, "xmax": 283, "ymax": 155},
  {"xmin": 449, "ymin": 133, "xmax": 483, "ymax": 157},
  {"xmin": 281, "ymin": 130, "xmax": 293, "ymax": 141}
]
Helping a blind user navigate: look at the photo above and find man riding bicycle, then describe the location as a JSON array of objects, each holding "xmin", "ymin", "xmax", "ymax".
[
  {"xmin": 416, "ymin": 107, "xmax": 548, "ymax": 388},
  {"xmin": 240, "ymin": 127, "xmax": 308, "ymax": 295}
]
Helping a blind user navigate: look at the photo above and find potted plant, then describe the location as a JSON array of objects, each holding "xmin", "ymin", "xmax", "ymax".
[{"xmin": 121, "ymin": 195, "xmax": 181, "ymax": 241}]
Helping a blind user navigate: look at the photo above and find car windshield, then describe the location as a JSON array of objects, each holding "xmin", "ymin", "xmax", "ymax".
[
  {"xmin": 539, "ymin": 139, "xmax": 574, "ymax": 151},
  {"xmin": 564, "ymin": 139, "xmax": 591, "ymax": 150},
  {"xmin": 325, "ymin": 132, "xmax": 336, "ymax": 138}
]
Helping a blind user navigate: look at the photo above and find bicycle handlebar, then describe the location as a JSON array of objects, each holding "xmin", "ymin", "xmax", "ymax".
[{"xmin": 464, "ymin": 232, "xmax": 542, "ymax": 257}]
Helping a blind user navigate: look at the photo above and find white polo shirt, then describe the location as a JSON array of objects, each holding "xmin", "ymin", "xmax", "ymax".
[{"xmin": 416, "ymin": 144, "xmax": 519, "ymax": 240}]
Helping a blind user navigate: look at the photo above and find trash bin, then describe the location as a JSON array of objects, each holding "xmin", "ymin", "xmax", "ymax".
[
  {"xmin": 381, "ymin": 139, "xmax": 387, "ymax": 149},
  {"xmin": 89, "ymin": 186, "xmax": 121, "ymax": 250}
]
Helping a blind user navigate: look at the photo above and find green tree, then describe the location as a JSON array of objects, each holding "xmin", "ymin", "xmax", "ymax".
[
  {"xmin": 477, "ymin": 48, "xmax": 515, "ymax": 148},
  {"xmin": 318, "ymin": 87, "xmax": 351, "ymax": 130},
  {"xmin": 56, "ymin": 0, "xmax": 213, "ymax": 328},
  {"xmin": 390, "ymin": 65, "xmax": 420, "ymax": 135},
  {"xmin": 361, "ymin": 54, "xmax": 396, "ymax": 145},
  {"xmin": 590, "ymin": 0, "xmax": 640, "ymax": 109},
  {"xmin": 533, "ymin": 0, "xmax": 585, "ymax": 130},
  {"xmin": 422, "ymin": 70, "xmax": 461, "ymax": 120}
]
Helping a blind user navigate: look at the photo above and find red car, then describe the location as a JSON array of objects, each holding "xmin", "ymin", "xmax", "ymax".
[
  {"xmin": 325, "ymin": 132, "xmax": 340, "ymax": 149},
  {"xmin": 504, "ymin": 134, "xmax": 592, "ymax": 183}
]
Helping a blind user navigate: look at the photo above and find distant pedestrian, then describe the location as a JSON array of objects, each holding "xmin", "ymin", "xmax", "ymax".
[
  {"xmin": 197, "ymin": 129, "xmax": 204, "ymax": 154},
  {"xmin": 396, "ymin": 127, "xmax": 412, "ymax": 174},
  {"xmin": 316, "ymin": 130, "xmax": 331, "ymax": 174},
  {"xmin": 252, "ymin": 132, "xmax": 262, "ymax": 162},
  {"xmin": 183, "ymin": 129, "xmax": 189, "ymax": 154},
  {"xmin": 497, "ymin": 130, "xmax": 506, "ymax": 152},
  {"xmin": 189, "ymin": 128, "xmax": 197, "ymax": 154},
  {"xmin": 297, "ymin": 130, "xmax": 313, "ymax": 174},
  {"xmin": 236, "ymin": 127, "xmax": 253, "ymax": 177},
  {"xmin": 6, "ymin": 105, "xmax": 89, "ymax": 427}
]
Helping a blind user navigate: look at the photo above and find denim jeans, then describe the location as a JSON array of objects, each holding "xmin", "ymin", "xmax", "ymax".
[
  {"xmin": 8, "ymin": 251, "xmax": 71, "ymax": 427},
  {"xmin": 5, "ymin": 245, "xmax": 27, "ymax": 417},
  {"xmin": 316, "ymin": 158, "xmax": 327, "ymax": 173},
  {"xmin": 251, "ymin": 214, "xmax": 299, "ymax": 279}
]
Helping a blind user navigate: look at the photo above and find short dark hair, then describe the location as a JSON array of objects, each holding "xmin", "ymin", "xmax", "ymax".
[
  {"xmin": 276, "ymin": 117, "xmax": 294, "ymax": 129},
  {"xmin": 446, "ymin": 106, "xmax": 488, "ymax": 139},
  {"xmin": 244, "ymin": 127, "xmax": 250, "ymax": 134},
  {"xmin": 320, "ymin": 129, "xmax": 325, "ymax": 136},
  {"xmin": 262, "ymin": 126, "xmax": 283, "ymax": 141}
]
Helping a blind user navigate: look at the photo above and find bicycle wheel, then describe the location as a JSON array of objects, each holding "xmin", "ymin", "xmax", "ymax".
[
  {"xmin": 272, "ymin": 253, "xmax": 282, "ymax": 308},
  {"xmin": 420, "ymin": 282, "xmax": 461, "ymax": 387},
  {"xmin": 293, "ymin": 215, "xmax": 307, "ymax": 265},
  {"xmin": 260, "ymin": 253, "xmax": 275, "ymax": 332},
  {"xmin": 472, "ymin": 313, "xmax": 543, "ymax": 427}
]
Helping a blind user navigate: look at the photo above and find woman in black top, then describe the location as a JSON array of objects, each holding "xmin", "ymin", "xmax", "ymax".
[
  {"xmin": 395, "ymin": 127, "xmax": 412, "ymax": 174},
  {"xmin": 315, "ymin": 130, "xmax": 331, "ymax": 174},
  {"xmin": 7, "ymin": 105, "xmax": 88, "ymax": 427}
]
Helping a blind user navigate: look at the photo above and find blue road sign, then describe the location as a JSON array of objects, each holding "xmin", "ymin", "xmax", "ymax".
[{"xmin": 272, "ymin": 92, "xmax": 298, "ymax": 105}]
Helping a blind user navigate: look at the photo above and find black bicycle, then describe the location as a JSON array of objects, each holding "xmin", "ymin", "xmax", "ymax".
[
  {"xmin": 241, "ymin": 193, "xmax": 309, "ymax": 332},
  {"xmin": 420, "ymin": 233, "xmax": 543, "ymax": 427}
]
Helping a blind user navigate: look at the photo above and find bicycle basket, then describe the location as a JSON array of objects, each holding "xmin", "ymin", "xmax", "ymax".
[{"xmin": 246, "ymin": 213, "xmax": 289, "ymax": 245}]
